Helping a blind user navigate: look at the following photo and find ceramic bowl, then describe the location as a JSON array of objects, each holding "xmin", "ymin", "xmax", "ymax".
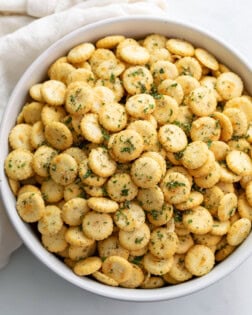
[{"xmin": 0, "ymin": 16, "xmax": 251, "ymax": 302}]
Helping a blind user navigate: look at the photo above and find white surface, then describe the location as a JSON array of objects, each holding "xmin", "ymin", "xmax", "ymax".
[
  {"xmin": 2, "ymin": 16, "xmax": 252, "ymax": 302},
  {"xmin": 0, "ymin": 0, "xmax": 252, "ymax": 314},
  {"xmin": 0, "ymin": 246, "xmax": 252, "ymax": 315}
]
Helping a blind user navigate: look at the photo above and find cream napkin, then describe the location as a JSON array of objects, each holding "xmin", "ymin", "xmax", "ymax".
[{"xmin": 0, "ymin": 0, "xmax": 168, "ymax": 269}]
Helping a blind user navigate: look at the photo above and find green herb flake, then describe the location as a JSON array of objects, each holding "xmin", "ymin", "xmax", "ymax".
[
  {"xmin": 150, "ymin": 209, "xmax": 159, "ymax": 220},
  {"xmin": 121, "ymin": 188, "xmax": 129, "ymax": 196},
  {"xmin": 51, "ymin": 164, "xmax": 57, "ymax": 172},
  {"xmin": 206, "ymin": 139, "xmax": 213, "ymax": 148},
  {"xmin": 166, "ymin": 181, "xmax": 186, "ymax": 190},
  {"xmin": 149, "ymin": 84, "xmax": 163, "ymax": 100},
  {"xmin": 174, "ymin": 151, "xmax": 184, "ymax": 161},
  {"xmin": 157, "ymin": 230, "xmax": 164, "ymax": 240},
  {"xmin": 131, "ymin": 256, "xmax": 143, "ymax": 265},
  {"xmin": 101, "ymin": 129, "xmax": 110, "ymax": 141},
  {"xmin": 83, "ymin": 169, "xmax": 92, "ymax": 179},
  {"xmin": 70, "ymin": 95, "xmax": 75, "ymax": 104},
  {"xmin": 135, "ymin": 237, "xmax": 144, "ymax": 244},
  {"xmin": 109, "ymin": 73, "xmax": 116, "ymax": 84},
  {"xmin": 174, "ymin": 210, "xmax": 182, "ymax": 222},
  {"xmin": 64, "ymin": 116, "xmax": 72, "ymax": 125},
  {"xmin": 170, "ymin": 83, "xmax": 178, "ymax": 87},
  {"xmin": 123, "ymin": 200, "xmax": 131, "ymax": 209}
]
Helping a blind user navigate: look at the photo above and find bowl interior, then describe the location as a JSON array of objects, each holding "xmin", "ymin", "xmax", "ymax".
[{"xmin": 0, "ymin": 16, "xmax": 252, "ymax": 302}]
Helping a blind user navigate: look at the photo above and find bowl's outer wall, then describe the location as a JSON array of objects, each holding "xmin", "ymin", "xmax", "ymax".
[{"xmin": 0, "ymin": 17, "xmax": 252, "ymax": 302}]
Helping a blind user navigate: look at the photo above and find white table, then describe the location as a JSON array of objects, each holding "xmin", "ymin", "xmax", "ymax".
[{"xmin": 0, "ymin": 1, "xmax": 252, "ymax": 314}]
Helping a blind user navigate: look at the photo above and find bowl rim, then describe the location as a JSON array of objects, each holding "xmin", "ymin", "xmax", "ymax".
[{"xmin": 1, "ymin": 15, "xmax": 252, "ymax": 302}]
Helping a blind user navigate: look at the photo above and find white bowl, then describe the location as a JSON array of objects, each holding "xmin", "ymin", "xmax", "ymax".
[{"xmin": 0, "ymin": 17, "xmax": 252, "ymax": 302}]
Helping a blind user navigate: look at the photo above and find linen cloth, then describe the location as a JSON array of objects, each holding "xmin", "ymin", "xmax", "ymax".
[{"xmin": 0, "ymin": 0, "xmax": 169, "ymax": 269}]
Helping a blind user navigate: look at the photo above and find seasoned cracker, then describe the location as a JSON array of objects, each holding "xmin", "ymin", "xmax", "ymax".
[
  {"xmin": 5, "ymin": 149, "xmax": 34, "ymax": 180},
  {"xmin": 131, "ymin": 156, "xmax": 162, "ymax": 188},
  {"xmin": 82, "ymin": 211, "xmax": 113, "ymax": 240},
  {"xmin": 80, "ymin": 113, "xmax": 103, "ymax": 144},
  {"xmin": 190, "ymin": 117, "xmax": 221, "ymax": 142},
  {"xmin": 183, "ymin": 206, "xmax": 213, "ymax": 234},
  {"xmin": 16, "ymin": 191, "xmax": 44, "ymax": 222},
  {"xmin": 143, "ymin": 252, "xmax": 173, "ymax": 276},
  {"xmin": 102, "ymin": 255, "xmax": 133, "ymax": 283},
  {"xmin": 143, "ymin": 34, "xmax": 167, "ymax": 51},
  {"xmin": 95, "ymin": 77, "xmax": 124, "ymax": 102},
  {"xmin": 195, "ymin": 48, "xmax": 219, "ymax": 71},
  {"xmin": 176, "ymin": 57, "xmax": 202, "ymax": 80},
  {"xmin": 176, "ymin": 191, "xmax": 204, "ymax": 210},
  {"xmin": 226, "ymin": 150, "xmax": 252, "ymax": 176},
  {"xmin": 147, "ymin": 203, "xmax": 173, "ymax": 227},
  {"xmin": 9, "ymin": 124, "xmax": 32, "ymax": 151},
  {"xmin": 44, "ymin": 121, "xmax": 73, "ymax": 150},
  {"xmin": 74, "ymin": 257, "xmax": 102, "ymax": 276},
  {"xmin": 62, "ymin": 198, "xmax": 89, "ymax": 226},
  {"xmin": 160, "ymin": 171, "xmax": 191, "ymax": 204},
  {"xmin": 106, "ymin": 173, "xmax": 138, "ymax": 202},
  {"xmin": 23, "ymin": 102, "xmax": 43, "ymax": 124},
  {"xmin": 125, "ymin": 93, "xmax": 156, "ymax": 119},
  {"xmin": 114, "ymin": 201, "xmax": 145, "ymax": 232},
  {"xmin": 194, "ymin": 162, "xmax": 221, "ymax": 189},
  {"xmin": 158, "ymin": 124, "xmax": 188, "ymax": 153},
  {"xmin": 182, "ymin": 141, "xmax": 209, "ymax": 169},
  {"xmin": 122, "ymin": 66, "xmax": 153, "ymax": 95},
  {"xmin": 216, "ymin": 72, "xmax": 243, "ymax": 100},
  {"xmin": 168, "ymin": 254, "xmax": 192, "ymax": 282},
  {"xmin": 176, "ymin": 75, "xmax": 200, "ymax": 96},
  {"xmin": 137, "ymin": 185, "xmax": 164, "ymax": 211},
  {"xmin": 41, "ymin": 80, "xmax": 66, "ymax": 106},
  {"xmin": 69, "ymin": 243, "xmax": 96, "ymax": 261},
  {"xmin": 65, "ymin": 226, "xmax": 95, "ymax": 247},
  {"xmin": 48, "ymin": 62, "xmax": 75, "ymax": 84},
  {"xmin": 42, "ymin": 226, "xmax": 68, "ymax": 253},
  {"xmin": 41, "ymin": 105, "xmax": 66, "ymax": 125},
  {"xmin": 227, "ymin": 218, "xmax": 251, "ymax": 246},
  {"xmin": 188, "ymin": 86, "xmax": 217, "ymax": 116},
  {"xmin": 32, "ymin": 145, "xmax": 57, "ymax": 177},
  {"xmin": 79, "ymin": 159, "xmax": 107, "ymax": 187},
  {"xmin": 218, "ymin": 192, "xmax": 238, "ymax": 221},
  {"xmin": 120, "ymin": 44, "xmax": 150, "ymax": 65},
  {"xmin": 223, "ymin": 108, "xmax": 248, "ymax": 137},
  {"xmin": 96, "ymin": 35, "xmax": 125, "ymax": 49},
  {"xmin": 127, "ymin": 120, "xmax": 157, "ymax": 151},
  {"xmin": 166, "ymin": 38, "xmax": 194, "ymax": 57},
  {"xmin": 151, "ymin": 60, "xmax": 178, "ymax": 85},
  {"xmin": 97, "ymin": 235, "xmax": 129, "ymax": 260},
  {"xmin": 66, "ymin": 68, "xmax": 95, "ymax": 86},
  {"xmin": 149, "ymin": 228, "xmax": 178, "ymax": 259},
  {"xmin": 158, "ymin": 79, "xmax": 184, "ymax": 105},
  {"xmin": 185, "ymin": 245, "xmax": 215, "ymax": 276},
  {"xmin": 112, "ymin": 129, "xmax": 144, "ymax": 163},
  {"xmin": 67, "ymin": 43, "xmax": 95, "ymax": 64},
  {"xmin": 29, "ymin": 84, "xmax": 44, "ymax": 102},
  {"xmin": 40, "ymin": 178, "xmax": 64, "ymax": 203},
  {"xmin": 38, "ymin": 205, "xmax": 63, "ymax": 236},
  {"xmin": 30, "ymin": 121, "xmax": 46, "ymax": 149},
  {"xmin": 98, "ymin": 102, "xmax": 127, "ymax": 132},
  {"xmin": 118, "ymin": 223, "xmax": 150, "ymax": 251},
  {"xmin": 153, "ymin": 95, "xmax": 179, "ymax": 125},
  {"xmin": 87, "ymin": 197, "xmax": 119, "ymax": 213},
  {"xmin": 49, "ymin": 153, "xmax": 78, "ymax": 186},
  {"xmin": 65, "ymin": 83, "xmax": 93, "ymax": 115}
]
